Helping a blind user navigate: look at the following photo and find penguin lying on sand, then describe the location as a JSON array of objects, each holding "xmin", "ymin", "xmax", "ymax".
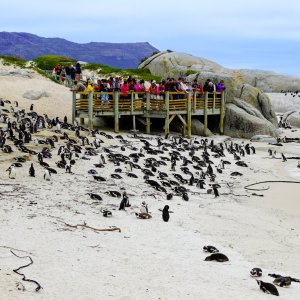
[{"xmin": 256, "ymin": 280, "xmax": 279, "ymax": 296}]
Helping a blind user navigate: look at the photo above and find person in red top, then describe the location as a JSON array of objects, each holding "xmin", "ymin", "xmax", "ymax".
[{"xmin": 120, "ymin": 80, "xmax": 130, "ymax": 99}]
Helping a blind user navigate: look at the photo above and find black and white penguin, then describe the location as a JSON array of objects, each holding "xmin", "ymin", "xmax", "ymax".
[
  {"xmin": 162, "ymin": 205, "xmax": 170, "ymax": 222},
  {"xmin": 140, "ymin": 201, "xmax": 148, "ymax": 214},
  {"xmin": 88, "ymin": 193, "xmax": 102, "ymax": 201},
  {"xmin": 212, "ymin": 184, "xmax": 219, "ymax": 197},
  {"xmin": 204, "ymin": 253, "xmax": 229, "ymax": 262},
  {"xmin": 250, "ymin": 268, "xmax": 262, "ymax": 277},
  {"xmin": 30, "ymin": 104, "xmax": 34, "ymax": 111},
  {"xmin": 29, "ymin": 163, "xmax": 35, "ymax": 177},
  {"xmin": 256, "ymin": 280, "xmax": 279, "ymax": 296},
  {"xmin": 166, "ymin": 193, "xmax": 173, "ymax": 200},
  {"xmin": 7, "ymin": 165, "xmax": 16, "ymax": 179},
  {"xmin": 44, "ymin": 169, "xmax": 51, "ymax": 181},
  {"xmin": 203, "ymin": 245, "xmax": 219, "ymax": 253},
  {"xmin": 273, "ymin": 276, "xmax": 292, "ymax": 287}
]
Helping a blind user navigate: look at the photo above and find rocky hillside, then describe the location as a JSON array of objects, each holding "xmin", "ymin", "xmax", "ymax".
[
  {"xmin": 140, "ymin": 51, "xmax": 285, "ymax": 138},
  {"xmin": 139, "ymin": 51, "xmax": 300, "ymax": 93},
  {"xmin": 0, "ymin": 32, "xmax": 158, "ymax": 69}
]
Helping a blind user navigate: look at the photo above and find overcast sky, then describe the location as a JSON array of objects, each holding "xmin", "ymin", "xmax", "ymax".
[{"xmin": 1, "ymin": 0, "xmax": 300, "ymax": 76}]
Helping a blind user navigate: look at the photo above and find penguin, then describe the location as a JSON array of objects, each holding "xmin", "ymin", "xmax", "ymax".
[
  {"xmin": 250, "ymin": 268, "xmax": 262, "ymax": 277},
  {"xmin": 166, "ymin": 193, "xmax": 173, "ymax": 200},
  {"xmin": 30, "ymin": 104, "xmax": 34, "ymax": 111},
  {"xmin": 65, "ymin": 163, "xmax": 72, "ymax": 173},
  {"xmin": 203, "ymin": 245, "xmax": 219, "ymax": 253},
  {"xmin": 119, "ymin": 197, "xmax": 127, "ymax": 210},
  {"xmin": 162, "ymin": 205, "xmax": 170, "ymax": 222},
  {"xmin": 7, "ymin": 165, "xmax": 16, "ymax": 179},
  {"xmin": 29, "ymin": 163, "xmax": 35, "ymax": 177},
  {"xmin": 204, "ymin": 253, "xmax": 229, "ymax": 262},
  {"xmin": 88, "ymin": 193, "xmax": 102, "ymax": 201},
  {"xmin": 281, "ymin": 153, "xmax": 287, "ymax": 162},
  {"xmin": 182, "ymin": 192, "xmax": 189, "ymax": 201},
  {"xmin": 102, "ymin": 209, "xmax": 112, "ymax": 217},
  {"xmin": 44, "ymin": 169, "xmax": 51, "ymax": 181},
  {"xmin": 273, "ymin": 276, "xmax": 292, "ymax": 287},
  {"xmin": 140, "ymin": 201, "xmax": 148, "ymax": 214},
  {"xmin": 212, "ymin": 184, "xmax": 219, "ymax": 197},
  {"xmin": 256, "ymin": 280, "xmax": 279, "ymax": 296}
]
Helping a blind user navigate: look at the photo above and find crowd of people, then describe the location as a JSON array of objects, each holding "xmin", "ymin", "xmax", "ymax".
[
  {"xmin": 71, "ymin": 75, "xmax": 226, "ymax": 98},
  {"xmin": 52, "ymin": 62, "xmax": 82, "ymax": 87}
]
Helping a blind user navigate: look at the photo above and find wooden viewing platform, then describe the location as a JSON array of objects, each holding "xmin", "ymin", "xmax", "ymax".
[{"xmin": 72, "ymin": 91, "xmax": 226, "ymax": 138}]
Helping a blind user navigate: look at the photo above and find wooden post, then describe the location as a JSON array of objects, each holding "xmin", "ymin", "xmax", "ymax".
[
  {"xmin": 164, "ymin": 91, "xmax": 170, "ymax": 136},
  {"xmin": 79, "ymin": 93, "xmax": 84, "ymax": 125},
  {"xmin": 146, "ymin": 92, "xmax": 151, "ymax": 134},
  {"xmin": 219, "ymin": 92, "xmax": 225, "ymax": 134},
  {"xmin": 187, "ymin": 92, "xmax": 192, "ymax": 138},
  {"xmin": 88, "ymin": 92, "xmax": 94, "ymax": 129},
  {"xmin": 114, "ymin": 91, "xmax": 119, "ymax": 133},
  {"xmin": 204, "ymin": 92, "xmax": 208, "ymax": 137},
  {"xmin": 212, "ymin": 92, "xmax": 216, "ymax": 113},
  {"xmin": 193, "ymin": 92, "xmax": 197, "ymax": 113},
  {"xmin": 72, "ymin": 91, "xmax": 76, "ymax": 125}
]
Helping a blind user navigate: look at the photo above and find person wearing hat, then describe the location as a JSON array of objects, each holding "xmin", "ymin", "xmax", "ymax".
[{"xmin": 86, "ymin": 79, "xmax": 94, "ymax": 92}]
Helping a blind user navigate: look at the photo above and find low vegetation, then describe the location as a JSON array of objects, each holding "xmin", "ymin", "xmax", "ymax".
[
  {"xmin": 0, "ymin": 54, "xmax": 160, "ymax": 83},
  {"xmin": 34, "ymin": 55, "xmax": 77, "ymax": 70},
  {"xmin": 186, "ymin": 70, "xmax": 198, "ymax": 76},
  {"xmin": 0, "ymin": 55, "xmax": 27, "ymax": 68},
  {"xmin": 83, "ymin": 63, "xmax": 161, "ymax": 82}
]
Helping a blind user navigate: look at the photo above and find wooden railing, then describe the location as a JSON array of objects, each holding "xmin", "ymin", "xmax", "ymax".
[{"xmin": 72, "ymin": 90, "xmax": 226, "ymax": 136}]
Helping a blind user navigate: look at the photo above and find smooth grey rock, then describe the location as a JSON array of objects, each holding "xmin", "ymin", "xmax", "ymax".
[
  {"xmin": 191, "ymin": 118, "xmax": 212, "ymax": 136},
  {"xmin": 283, "ymin": 110, "xmax": 300, "ymax": 128},
  {"xmin": 250, "ymin": 135, "xmax": 277, "ymax": 143},
  {"xmin": 22, "ymin": 90, "xmax": 49, "ymax": 100},
  {"xmin": 224, "ymin": 103, "xmax": 279, "ymax": 138},
  {"xmin": 239, "ymin": 84, "xmax": 278, "ymax": 126},
  {"xmin": 0, "ymin": 69, "xmax": 31, "ymax": 78}
]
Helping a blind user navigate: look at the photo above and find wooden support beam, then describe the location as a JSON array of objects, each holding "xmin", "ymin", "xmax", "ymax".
[
  {"xmin": 72, "ymin": 91, "xmax": 76, "ymax": 125},
  {"xmin": 88, "ymin": 92, "xmax": 94, "ymax": 129},
  {"xmin": 177, "ymin": 114, "xmax": 187, "ymax": 126},
  {"xmin": 164, "ymin": 91, "xmax": 170, "ymax": 136},
  {"xmin": 146, "ymin": 92, "xmax": 151, "ymax": 134},
  {"xmin": 168, "ymin": 114, "xmax": 176, "ymax": 125},
  {"xmin": 114, "ymin": 91, "xmax": 119, "ymax": 133},
  {"xmin": 219, "ymin": 92, "xmax": 226, "ymax": 134},
  {"xmin": 204, "ymin": 92, "xmax": 208, "ymax": 137},
  {"xmin": 212, "ymin": 93, "xmax": 216, "ymax": 113},
  {"xmin": 187, "ymin": 92, "xmax": 192, "ymax": 138}
]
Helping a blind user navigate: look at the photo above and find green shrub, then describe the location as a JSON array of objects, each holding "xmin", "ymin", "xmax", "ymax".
[
  {"xmin": 34, "ymin": 55, "xmax": 76, "ymax": 70},
  {"xmin": 83, "ymin": 63, "xmax": 161, "ymax": 82},
  {"xmin": 185, "ymin": 70, "xmax": 198, "ymax": 76},
  {"xmin": 0, "ymin": 55, "xmax": 26, "ymax": 68}
]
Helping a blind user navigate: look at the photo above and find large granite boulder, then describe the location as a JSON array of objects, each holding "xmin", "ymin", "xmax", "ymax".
[
  {"xmin": 23, "ymin": 90, "xmax": 49, "ymax": 100},
  {"xmin": 139, "ymin": 51, "xmax": 300, "ymax": 93},
  {"xmin": 224, "ymin": 103, "xmax": 279, "ymax": 138},
  {"xmin": 283, "ymin": 110, "xmax": 300, "ymax": 128},
  {"xmin": 239, "ymin": 84, "xmax": 278, "ymax": 126},
  {"xmin": 191, "ymin": 118, "xmax": 212, "ymax": 136}
]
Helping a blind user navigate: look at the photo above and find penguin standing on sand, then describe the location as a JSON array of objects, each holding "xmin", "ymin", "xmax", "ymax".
[
  {"xmin": 7, "ymin": 165, "xmax": 16, "ymax": 179},
  {"xmin": 162, "ymin": 205, "xmax": 170, "ymax": 222},
  {"xmin": 119, "ymin": 192, "xmax": 130, "ymax": 210},
  {"xmin": 212, "ymin": 184, "xmax": 219, "ymax": 197},
  {"xmin": 256, "ymin": 280, "xmax": 279, "ymax": 296},
  {"xmin": 29, "ymin": 163, "xmax": 35, "ymax": 177},
  {"xmin": 44, "ymin": 169, "xmax": 51, "ymax": 181}
]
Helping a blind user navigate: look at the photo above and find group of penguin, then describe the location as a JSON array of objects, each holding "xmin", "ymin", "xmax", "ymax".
[{"xmin": 2, "ymin": 98, "xmax": 298, "ymax": 297}]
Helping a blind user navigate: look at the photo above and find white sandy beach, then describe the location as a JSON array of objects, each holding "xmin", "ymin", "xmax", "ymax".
[{"xmin": 1, "ymin": 66, "xmax": 300, "ymax": 300}]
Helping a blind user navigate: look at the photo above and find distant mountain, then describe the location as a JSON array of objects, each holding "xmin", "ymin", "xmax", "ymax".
[{"xmin": 0, "ymin": 32, "xmax": 159, "ymax": 68}]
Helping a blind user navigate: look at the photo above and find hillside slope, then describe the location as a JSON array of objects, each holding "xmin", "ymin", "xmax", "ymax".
[{"xmin": 0, "ymin": 32, "xmax": 158, "ymax": 68}]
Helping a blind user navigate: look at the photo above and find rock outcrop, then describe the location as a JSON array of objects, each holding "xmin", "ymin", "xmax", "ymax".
[
  {"xmin": 0, "ymin": 69, "xmax": 31, "ymax": 78},
  {"xmin": 23, "ymin": 90, "xmax": 49, "ymax": 100},
  {"xmin": 224, "ymin": 103, "xmax": 279, "ymax": 138},
  {"xmin": 283, "ymin": 110, "xmax": 300, "ymax": 128},
  {"xmin": 139, "ymin": 51, "xmax": 300, "ymax": 92},
  {"xmin": 139, "ymin": 51, "xmax": 281, "ymax": 138}
]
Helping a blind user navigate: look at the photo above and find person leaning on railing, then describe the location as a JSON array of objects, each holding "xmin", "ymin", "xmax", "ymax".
[{"xmin": 216, "ymin": 80, "xmax": 226, "ymax": 92}]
